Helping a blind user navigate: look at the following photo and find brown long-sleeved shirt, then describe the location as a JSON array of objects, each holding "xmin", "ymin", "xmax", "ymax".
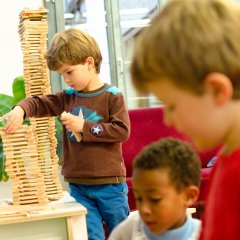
[{"xmin": 17, "ymin": 84, "xmax": 130, "ymax": 184}]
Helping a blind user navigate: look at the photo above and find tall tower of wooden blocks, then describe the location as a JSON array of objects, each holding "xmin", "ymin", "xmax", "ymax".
[
  {"xmin": 17, "ymin": 7, "xmax": 63, "ymax": 201},
  {"xmin": 0, "ymin": 126, "xmax": 48, "ymax": 205}
]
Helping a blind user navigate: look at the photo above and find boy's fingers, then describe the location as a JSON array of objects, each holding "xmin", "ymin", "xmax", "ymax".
[
  {"xmin": 4, "ymin": 120, "xmax": 22, "ymax": 133},
  {"xmin": 61, "ymin": 112, "xmax": 72, "ymax": 121},
  {"xmin": 0, "ymin": 114, "xmax": 9, "ymax": 121}
]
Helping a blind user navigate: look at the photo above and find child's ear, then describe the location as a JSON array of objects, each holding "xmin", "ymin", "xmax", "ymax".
[
  {"xmin": 183, "ymin": 185, "xmax": 199, "ymax": 207},
  {"xmin": 203, "ymin": 73, "xmax": 233, "ymax": 105},
  {"xmin": 86, "ymin": 57, "xmax": 95, "ymax": 70}
]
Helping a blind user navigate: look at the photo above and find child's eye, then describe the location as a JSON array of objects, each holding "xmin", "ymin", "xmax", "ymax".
[
  {"xmin": 67, "ymin": 71, "xmax": 72, "ymax": 75},
  {"xmin": 166, "ymin": 104, "xmax": 176, "ymax": 112},
  {"xmin": 134, "ymin": 197, "xmax": 142, "ymax": 202},
  {"xmin": 150, "ymin": 198, "xmax": 162, "ymax": 204}
]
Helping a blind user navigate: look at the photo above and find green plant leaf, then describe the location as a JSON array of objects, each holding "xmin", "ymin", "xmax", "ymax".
[
  {"xmin": 0, "ymin": 94, "xmax": 13, "ymax": 112},
  {"xmin": 0, "ymin": 94, "xmax": 13, "ymax": 127},
  {"xmin": 55, "ymin": 117, "xmax": 63, "ymax": 164},
  {"xmin": 0, "ymin": 139, "xmax": 8, "ymax": 182},
  {"xmin": 12, "ymin": 76, "xmax": 26, "ymax": 105},
  {"xmin": 0, "ymin": 94, "xmax": 12, "ymax": 181}
]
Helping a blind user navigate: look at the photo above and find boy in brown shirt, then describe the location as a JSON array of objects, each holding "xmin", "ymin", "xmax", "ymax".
[{"xmin": 1, "ymin": 28, "xmax": 130, "ymax": 240}]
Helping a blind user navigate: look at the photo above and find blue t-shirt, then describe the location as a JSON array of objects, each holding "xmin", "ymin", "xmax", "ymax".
[{"xmin": 144, "ymin": 216, "xmax": 199, "ymax": 240}]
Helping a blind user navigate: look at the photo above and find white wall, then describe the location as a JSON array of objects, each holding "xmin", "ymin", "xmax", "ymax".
[{"xmin": 0, "ymin": 0, "xmax": 42, "ymax": 96}]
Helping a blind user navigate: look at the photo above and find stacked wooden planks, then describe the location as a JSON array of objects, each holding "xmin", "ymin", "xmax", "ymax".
[
  {"xmin": 0, "ymin": 126, "xmax": 48, "ymax": 205},
  {"xmin": 12, "ymin": 6, "xmax": 63, "ymax": 203}
]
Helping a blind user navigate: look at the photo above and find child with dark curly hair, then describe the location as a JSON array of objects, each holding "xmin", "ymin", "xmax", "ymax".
[{"xmin": 109, "ymin": 138, "xmax": 201, "ymax": 240}]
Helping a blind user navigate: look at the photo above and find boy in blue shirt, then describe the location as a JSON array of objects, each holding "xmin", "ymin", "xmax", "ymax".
[{"xmin": 109, "ymin": 138, "xmax": 201, "ymax": 240}]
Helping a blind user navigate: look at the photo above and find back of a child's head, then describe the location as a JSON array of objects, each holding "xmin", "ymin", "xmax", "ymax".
[
  {"xmin": 45, "ymin": 28, "xmax": 102, "ymax": 73},
  {"xmin": 133, "ymin": 138, "xmax": 201, "ymax": 191},
  {"xmin": 131, "ymin": 0, "xmax": 240, "ymax": 99}
]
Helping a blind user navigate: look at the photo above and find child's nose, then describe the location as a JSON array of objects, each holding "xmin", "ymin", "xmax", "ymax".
[
  {"xmin": 139, "ymin": 203, "xmax": 151, "ymax": 215},
  {"xmin": 64, "ymin": 77, "xmax": 70, "ymax": 83}
]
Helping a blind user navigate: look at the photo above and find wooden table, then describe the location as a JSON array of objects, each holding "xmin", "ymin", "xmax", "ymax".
[{"xmin": 0, "ymin": 192, "xmax": 88, "ymax": 240}]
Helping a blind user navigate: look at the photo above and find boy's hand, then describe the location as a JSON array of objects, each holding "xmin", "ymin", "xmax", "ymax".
[
  {"xmin": 0, "ymin": 106, "xmax": 25, "ymax": 133},
  {"xmin": 60, "ymin": 111, "xmax": 84, "ymax": 132},
  {"xmin": 60, "ymin": 111, "xmax": 84, "ymax": 142}
]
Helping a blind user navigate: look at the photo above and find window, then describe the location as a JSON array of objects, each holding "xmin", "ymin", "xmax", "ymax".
[{"xmin": 59, "ymin": 0, "xmax": 164, "ymax": 109}]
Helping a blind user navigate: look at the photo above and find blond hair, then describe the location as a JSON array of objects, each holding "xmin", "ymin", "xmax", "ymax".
[
  {"xmin": 45, "ymin": 28, "xmax": 102, "ymax": 73},
  {"xmin": 131, "ymin": 0, "xmax": 240, "ymax": 98}
]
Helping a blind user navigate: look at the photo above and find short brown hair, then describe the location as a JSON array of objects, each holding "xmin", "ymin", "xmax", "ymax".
[
  {"xmin": 45, "ymin": 28, "xmax": 102, "ymax": 73},
  {"xmin": 131, "ymin": 0, "xmax": 240, "ymax": 99},
  {"xmin": 133, "ymin": 138, "xmax": 201, "ymax": 191}
]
